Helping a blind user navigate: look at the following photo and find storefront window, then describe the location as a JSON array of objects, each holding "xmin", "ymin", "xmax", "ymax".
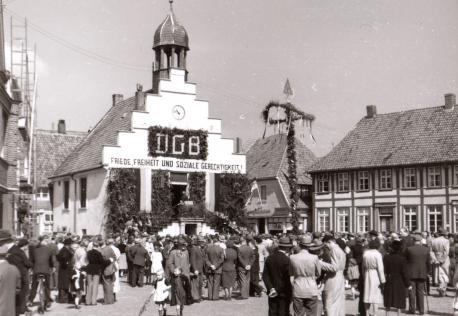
[
  {"xmin": 427, "ymin": 166, "xmax": 441, "ymax": 188},
  {"xmin": 337, "ymin": 208, "xmax": 349, "ymax": 232},
  {"xmin": 337, "ymin": 173, "xmax": 349, "ymax": 192},
  {"xmin": 403, "ymin": 206, "xmax": 417, "ymax": 232},
  {"xmin": 428, "ymin": 205, "xmax": 443, "ymax": 232},
  {"xmin": 379, "ymin": 169, "xmax": 392, "ymax": 190},
  {"xmin": 318, "ymin": 208, "xmax": 330, "ymax": 232},
  {"xmin": 357, "ymin": 207, "xmax": 369, "ymax": 232}
]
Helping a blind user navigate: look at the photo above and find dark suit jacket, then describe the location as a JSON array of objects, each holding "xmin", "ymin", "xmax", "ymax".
[
  {"xmin": 30, "ymin": 245, "xmax": 54, "ymax": 275},
  {"xmin": 205, "ymin": 244, "xmax": 224, "ymax": 274},
  {"xmin": 237, "ymin": 245, "xmax": 255, "ymax": 270},
  {"xmin": 189, "ymin": 245, "xmax": 205, "ymax": 273},
  {"xmin": 132, "ymin": 244, "xmax": 149, "ymax": 267},
  {"xmin": 405, "ymin": 244, "xmax": 430, "ymax": 280},
  {"xmin": 7, "ymin": 245, "xmax": 32, "ymax": 276},
  {"xmin": 262, "ymin": 249, "xmax": 292, "ymax": 298}
]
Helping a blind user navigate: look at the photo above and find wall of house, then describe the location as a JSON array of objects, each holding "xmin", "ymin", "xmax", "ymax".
[
  {"xmin": 52, "ymin": 168, "xmax": 108, "ymax": 235},
  {"xmin": 246, "ymin": 179, "xmax": 287, "ymax": 218},
  {"xmin": 314, "ymin": 164, "xmax": 458, "ymax": 233}
]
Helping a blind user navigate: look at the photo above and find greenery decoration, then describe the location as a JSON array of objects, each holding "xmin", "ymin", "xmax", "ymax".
[
  {"xmin": 261, "ymin": 100, "xmax": 315, "ymax": 233},
  {"xmin": 188, "ymin": 172, "xmax": 206, "ymax": 205},
  {"xmin": 106, "ymin": 168, "xmax": 140, "ymax": 235},
  {"xmin": 148, "ymin": 126, "xmax": 208, "ymax": 160},
  {"xmin": 217, "ymin": 173, "xmax": 250, "ymax": 227}
]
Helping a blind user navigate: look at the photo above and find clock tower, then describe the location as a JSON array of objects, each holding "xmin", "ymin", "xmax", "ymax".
[{"xmin": 152, "ymin": 0, "xmax": 189, "ymax": 93}]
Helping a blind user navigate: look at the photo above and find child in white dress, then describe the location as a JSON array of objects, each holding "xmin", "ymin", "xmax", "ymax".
[{"xmin": 152, "ymin": 271, "xmax": 170, "ymax": 316}]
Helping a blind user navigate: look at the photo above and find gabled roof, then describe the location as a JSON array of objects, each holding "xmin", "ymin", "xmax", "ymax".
[
  {"xmin": 311, "ymin": 105, "xmax": 458, "ymax": 172},
  {"xmin": 246, "ymin": 134, "xmax": 316, "ymax": 185},
  {"xmin": 34, "ymin": 129, "xmax": 87, "ymax": 187},
  {"xmin": 52, "ymin": 97, "xmax": 136, "ymax": 178}
]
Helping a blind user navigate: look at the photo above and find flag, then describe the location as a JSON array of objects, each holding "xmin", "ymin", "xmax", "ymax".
[{"xmin": 283, "ymin": 78, "xmax": 294, "ymax": 100}]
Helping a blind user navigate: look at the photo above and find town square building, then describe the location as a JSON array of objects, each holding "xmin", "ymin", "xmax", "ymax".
[
  {"xmin": 49, "ymin": 4, "xmax": 245, "ymax": 236},
  {"xmin": 310, "ymin": 93, "xmax": 458, "ymax": 233},
  {"xmin": 31, "ymin": 120, "xmax": 86, "ymax": 236},
  {"xmin": 245, "ymin": 134, "xmax": 316, "ymax": 234}
]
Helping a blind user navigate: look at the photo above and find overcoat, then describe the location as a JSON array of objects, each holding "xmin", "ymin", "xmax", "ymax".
[
  {"xmin": 383, "ymin": 253, "xmax": 409, "ymax": 309},
  {"xmin": 0, "ymin": 260, "xmax": 21, "ymax": 316},
  {"xmin": 56, "ymin": 246, "xmax": 73, "ymax": 290},
  {"xmin": 362, "ymin": 249, "xmax": 385, "ymax": 304}
]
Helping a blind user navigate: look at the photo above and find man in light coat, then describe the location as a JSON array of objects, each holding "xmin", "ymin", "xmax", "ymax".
[
  {"xmin": 431, "ymin": 227, "xmax": 450, "ymax": 296},
  {"xmin": 319, "ymin": 235, "xmax": 347, "ymax": 316}
]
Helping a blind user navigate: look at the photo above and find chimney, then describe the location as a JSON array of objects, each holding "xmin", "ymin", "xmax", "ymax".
[
  {"xmin": 57, "ymin": 119, "xmax": 66, "ymax": 134},
  {"xmin": 135, "ymin": 83, "xmax": 145, "ymax": 111},
  {"xmin": 445, "ymin": 93, "xmax": 456, "ymax": 110},
  {"xmin": 112, "ymin": 94, "xmax": 123, "ymax": 106},
  {"xmin": 366, "ymin": 105, "xmax": 377, "ymax": 118}
]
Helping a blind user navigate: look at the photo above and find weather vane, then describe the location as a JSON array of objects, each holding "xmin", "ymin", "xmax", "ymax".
[{"xmin": 283, "ymin": 78, "xmax": 294, "ymax": 103}]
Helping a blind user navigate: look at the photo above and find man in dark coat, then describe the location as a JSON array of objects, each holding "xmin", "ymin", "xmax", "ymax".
[
  {"xmin": 406, "ymin": 234, "xmax": 431, "ymax": 315},
  {"xmin": 56, "ymin": 237, "xmax": 74, "ymax": 303},
  {"xmin": 248, "ymin": 238, "xmax": 263, "ymax": 297},
  {"xmin": 189, "ymin": 237, "xmax": 205, "ymax": 302},
  {"xmin": 8, "ymin": 238, "xmax": 32, "ymax": 315},
  {"xmin": 262, "ymin": 236, "xmax": 292, "ymax": 316},
  {"xmin": 205, "ymin": 237, "xmax": 225, "ymax": 300},
  {"xmin": 131, "ymin": 238, "xmax": 149, "ymax": 287},
  {"xmin": 238, "ymin": 238, "xmax": 255, "ymax": 299},
  {"xmin": 29, "ymin": 236, "xmax": 55, "ymax": 307}
]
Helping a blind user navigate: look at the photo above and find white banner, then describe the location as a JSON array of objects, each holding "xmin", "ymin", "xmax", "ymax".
[{"xmin": 104, "ymin": 155, "xmax": 245, "ymax": 174}]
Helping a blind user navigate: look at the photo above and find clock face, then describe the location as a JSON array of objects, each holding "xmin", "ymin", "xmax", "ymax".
[{"xmin": 172, "ymin": 105, "xmax": 185, "ymax": 120}]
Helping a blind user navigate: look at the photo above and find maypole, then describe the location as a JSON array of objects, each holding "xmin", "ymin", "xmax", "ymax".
[{"xmin": 261, "ymin": 79, "xmax": 315, "ymax": 233}]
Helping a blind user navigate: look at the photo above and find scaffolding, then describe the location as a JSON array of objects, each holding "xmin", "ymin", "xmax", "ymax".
[{"xmin": 10, "ymin": 16, "xmax": 38, "ymax": 237}]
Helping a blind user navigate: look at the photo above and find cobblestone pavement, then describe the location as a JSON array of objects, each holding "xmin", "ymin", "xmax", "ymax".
[{"xmin": 34, "ymin": 281, "xmax": 456, "ymax": 316}]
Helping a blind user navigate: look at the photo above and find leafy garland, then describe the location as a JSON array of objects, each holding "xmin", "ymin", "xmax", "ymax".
[
  {"xmin": 148, "ymin": 126, "xmax": 208, "ymax": 160},
  {"xmin": 261, "ymin": 101, "xmax": 315, "ymax": 233},
  {"xmin": 217, "ymin": 173, "xmax": 250, "ymax": 227},
  {"xmin": 106, "ymin": 168, "xmax": 140, "ymax": 235},
  {"xmin": 188, "ymin": 172, "xmax": 206, "ymax": 205}
]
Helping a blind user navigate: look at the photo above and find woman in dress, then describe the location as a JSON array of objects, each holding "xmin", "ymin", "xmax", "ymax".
[
  {"xmin": 363, "ymin": 238, "xmax": 385, "ymax": 316},
  {"xmin": 383, "ymin": 240, "xmax": 409, "ymax": 316},
  {"xmin": 222, "ymin": 240, "xmax": 238, "ymax": 300}
]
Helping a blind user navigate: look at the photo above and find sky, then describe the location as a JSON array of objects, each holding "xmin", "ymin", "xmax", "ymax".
[{"xmin": 3, "ymin": 0, "xmax": 458, "ymax": 157}]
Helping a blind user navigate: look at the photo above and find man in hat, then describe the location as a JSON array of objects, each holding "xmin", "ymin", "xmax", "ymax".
[
  {"xmin": 406, "ymin": 233, "xmax": 430, "ymax": 315},
  {"xmin": 189, "ymin": 237, "xmax": 205, "ymax": 302},
  {"xmin": 205, "ymin": 236, "xmax": 225, "ymax": 300},
  {"xmin": 28, "ymin": 235, "xmax": 55, "ymax": 307},
  {"xmin": 262, "ymin": 236, "xmax": 293, "ymax": 316},
  {"xmin": 8, "ymin": 238, "xmax": 32, "ymax": 314},
  {"xmin": 431, "ymin": 227, "xmax": 450, "ymax": 296},
  {"xmin": 0, "ymin": 229, "xmax": 21, "ymax": 316},
  {"xmin": 289, "ymin": 235, "xmax": 321, "ymax": 316},
  {"xmin": 320, "ymin": 235, "xmax": 347, "ymax": 316},
  {"xmin": 238, "ymin": 236, "xmax": 255, "ymax": 299},
  {"xmin": 56, "ymin": 237, "xmax": 74, "ymax": 303}
]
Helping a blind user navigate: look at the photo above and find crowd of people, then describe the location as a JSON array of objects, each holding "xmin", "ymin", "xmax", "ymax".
[{"xmin": 0, "ymin": 225, "xmax": 457, "ymax": 316}]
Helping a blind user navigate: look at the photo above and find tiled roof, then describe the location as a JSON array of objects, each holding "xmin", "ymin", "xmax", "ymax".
[
  {"xmin": 34, "ymin": 129, "xmax": 87, "ymax": 187},
  {"xmin": 52, "ymin": 97, "xmax": 135, "ymax": 178},
  {"xmin": 311, "ymin": 105, "xmax": 458, "ymax": 172},
  {"xmin": 246, "ymin": 134, "xmax": 316, "ymax": 185}
]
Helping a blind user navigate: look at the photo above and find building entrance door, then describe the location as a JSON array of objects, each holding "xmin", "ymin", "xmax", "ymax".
[
  {"xmin": 379, "ymin": 207, "xmax": 394, "ymax": 232},
  {"xmin": 258, "ymin": 218, "xmax": 266, "ymax": 234},
  {"xmin": 380, "ymin": 216, "xmax": 393, "ymax": 232}
]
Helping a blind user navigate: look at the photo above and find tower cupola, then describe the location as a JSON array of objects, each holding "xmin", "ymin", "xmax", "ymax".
[{"xmin": 152, "ymin": 0, "xmax": 189, "ymax": 92}]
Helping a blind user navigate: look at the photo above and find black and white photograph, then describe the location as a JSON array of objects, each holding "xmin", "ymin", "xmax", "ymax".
[{"xmin": 0, "ymin": 0, "xmax": 457, "ymax": 315}]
